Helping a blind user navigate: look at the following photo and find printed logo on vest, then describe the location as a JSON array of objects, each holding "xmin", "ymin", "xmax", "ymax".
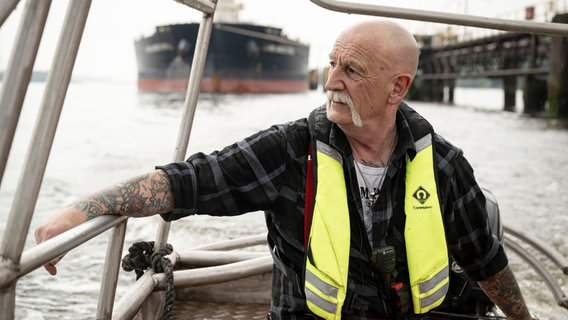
[{"xmin": 412, "ymin": 186, "xmax": 430, "ymax": 204}]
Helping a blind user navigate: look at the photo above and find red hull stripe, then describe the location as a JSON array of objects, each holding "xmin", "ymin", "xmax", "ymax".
[{"xmin": 138, "ymin": 78, "xmax": 308, "ymax": 93}]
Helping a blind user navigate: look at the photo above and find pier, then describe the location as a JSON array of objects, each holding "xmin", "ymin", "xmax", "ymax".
[{"xmin": 409, "ymin": 8, "xmax": 568, "ymax": 117}]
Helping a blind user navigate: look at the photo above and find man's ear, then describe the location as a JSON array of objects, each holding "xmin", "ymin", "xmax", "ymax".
[{"xmin": 388, "ymin": 74, "xmax": 413, "ymax": 105}]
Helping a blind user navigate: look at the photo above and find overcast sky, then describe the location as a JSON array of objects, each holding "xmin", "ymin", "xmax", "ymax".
[{"xmin": 0, "ymin": 0, "xmax": 560, "ymax": 80}]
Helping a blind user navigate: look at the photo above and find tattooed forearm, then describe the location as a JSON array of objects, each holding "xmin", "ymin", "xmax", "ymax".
[
  {"xmin": 71, "ymin": 170, "xmax": 174, "ymax": 219},
  {"xmin": 477, "ymin": 265, "xmax": 532, "ymax": 320}
]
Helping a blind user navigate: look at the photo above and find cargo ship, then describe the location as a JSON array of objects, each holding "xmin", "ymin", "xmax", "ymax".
[{"xmin": 134, "ymin": 0, "xmax": 310, "ymax": 93}]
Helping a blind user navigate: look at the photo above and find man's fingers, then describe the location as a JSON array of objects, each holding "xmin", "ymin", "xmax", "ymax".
[
  {"xmin": 44, "ymin": 262, "xmax": 57, "ymax": 276},
  {"xmin": 43, "ymin": 256, "xmax": 64, "ymax": 276}
]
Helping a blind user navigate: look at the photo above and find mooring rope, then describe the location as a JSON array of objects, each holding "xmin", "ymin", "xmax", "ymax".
[{"xmin": 122, "ymin": 241, "xmax": 175, "ymax": 320}]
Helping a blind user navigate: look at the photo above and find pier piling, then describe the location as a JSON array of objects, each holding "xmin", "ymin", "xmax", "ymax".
[{"xmin": 549, "ymin": 13, "xmax": 568, "ymax": 117}]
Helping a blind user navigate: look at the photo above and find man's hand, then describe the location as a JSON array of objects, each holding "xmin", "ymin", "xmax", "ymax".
[{"xmin": 34, "ymin": 207, "xmax": 88, "ymax": 275}]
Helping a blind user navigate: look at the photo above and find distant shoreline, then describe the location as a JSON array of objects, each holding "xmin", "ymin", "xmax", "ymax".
[{"xmin": 0, "ymin": 70, "xmax": 48, "ymax": 82}]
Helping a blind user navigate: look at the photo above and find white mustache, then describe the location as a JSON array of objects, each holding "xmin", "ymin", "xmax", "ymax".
[
  {"xmin": 326, "ymin": 91, "xmax": 363, "ymax": 127},
  {"xmin": 327, "ymin": 91, "xmax": 353, "ymax": 106}
]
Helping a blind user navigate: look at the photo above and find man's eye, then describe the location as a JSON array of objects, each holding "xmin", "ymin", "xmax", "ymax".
[{"xmin": 346, "ymin": 67, "xmax": 357, "ymax": 75}]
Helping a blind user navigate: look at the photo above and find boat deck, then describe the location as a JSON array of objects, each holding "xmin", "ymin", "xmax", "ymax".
[
  {"xmin": 167, "ymin": 270, "xmax": 272, "ymax": 319},
  {"xmin": 173, "ymin": 301, "xmax": 269, "ymax": 319}
]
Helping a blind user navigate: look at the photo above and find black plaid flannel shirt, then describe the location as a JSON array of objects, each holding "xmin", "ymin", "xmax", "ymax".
[{"xmin": 158, "ymin": 104, "xmax": 508, "ymax": 319}]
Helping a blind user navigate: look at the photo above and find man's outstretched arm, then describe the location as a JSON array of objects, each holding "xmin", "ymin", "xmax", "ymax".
[{"xmin": 34, "ymin": 169, "xmax": 174, "ymax": 275}]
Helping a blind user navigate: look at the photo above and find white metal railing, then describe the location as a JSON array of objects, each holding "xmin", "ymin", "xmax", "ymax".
[
  {"xmin": 0, "ymin": 0, "xmax": 217, "ymax": 319},
  {"xmin": 0, "ymin": 0, "xmax": 20, "ymax": 27},
  {"xmin": 443, "ymin": 0, "xmax": 568, "ymax": 43},
  {"xmin": 0, "ymin": 1, "xmax": 93, "ymax": 319},
  {"xmin": 113, "ymin": 235, "xmax": 271, "ymax": 319},
  {"xmin": 1, "ymin": 0, "xmax": 568, "ymax": 319},
  {"xmin": 309, "ymin": 0, "xmax": 568, "ymax": 36}
]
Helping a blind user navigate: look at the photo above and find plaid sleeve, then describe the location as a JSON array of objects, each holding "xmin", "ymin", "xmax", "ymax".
[
  {"xmin": 436, "ymin": 135, "xmax": 508, "ymax": 281},
  {"xmin": 157, "ymin": 120, "xmax": 308, "ymax": 221}
]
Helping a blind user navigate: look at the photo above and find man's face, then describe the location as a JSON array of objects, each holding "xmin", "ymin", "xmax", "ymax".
[{"xmin": 324, "ymin": 35, "xmax": 393, "ymax": 128}]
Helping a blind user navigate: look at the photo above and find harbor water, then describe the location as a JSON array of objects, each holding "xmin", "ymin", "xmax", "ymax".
[{"xmin": 1, "ymin": 80, "xmax": 567, "ymax": 319}]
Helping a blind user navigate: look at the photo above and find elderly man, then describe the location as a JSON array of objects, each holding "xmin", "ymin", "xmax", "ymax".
[{"xmin": 36, "ymin": 19, "xmax": 535, "ymax": 319}]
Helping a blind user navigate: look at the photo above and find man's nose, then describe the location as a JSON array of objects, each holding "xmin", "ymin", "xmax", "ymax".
[{"xmin": 324, "ymin": 68, "xmax": 344, "ymax": 92}]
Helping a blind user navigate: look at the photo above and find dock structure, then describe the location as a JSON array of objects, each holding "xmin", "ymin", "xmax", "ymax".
[{"xmin": 410, "ymin": 11, "xmax": 568, "ymax": 117}]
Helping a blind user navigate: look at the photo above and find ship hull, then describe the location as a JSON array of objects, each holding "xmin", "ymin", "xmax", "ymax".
[{"xmin": 134, "ymin": 23, "xmax": 310, "ymax": 93}]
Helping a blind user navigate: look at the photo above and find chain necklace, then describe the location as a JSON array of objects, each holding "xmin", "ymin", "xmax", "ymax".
[
  {"xmin": 354, "ymin": 162, "xmax": 387, "ymax": 210},
  {"xmin": 353, "ymin": 130, "xmax": 397, "ymax": 211}
]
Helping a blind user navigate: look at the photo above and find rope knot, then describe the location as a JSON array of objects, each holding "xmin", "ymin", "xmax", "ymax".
[{"xmin": 122, "ymin": 241, "xmax": 175, "ymax": 319}]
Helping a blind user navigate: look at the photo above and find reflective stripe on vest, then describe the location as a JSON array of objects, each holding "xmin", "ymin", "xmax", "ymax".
[
  {"xmin": 305, "ymin": 141, "xmax": 350, "ymax": 320},
  {"xmin": 404, "ymin": 133, "xmax": 449, "ymax": 314}
]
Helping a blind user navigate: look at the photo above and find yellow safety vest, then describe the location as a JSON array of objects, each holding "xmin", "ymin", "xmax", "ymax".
[
  {"xmin": 305, "ymin": 135, "xmax": 448, "ymax": 318},
  {"xmin": 404, "ymin": 133, "xmax": 449, "ymax": 314},
  {"xmin": 304, "ymin": 141, "xmax": 350, "ymax": 319}
]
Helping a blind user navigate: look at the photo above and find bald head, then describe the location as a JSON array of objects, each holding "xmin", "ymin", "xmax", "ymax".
[
  {"xmin": 335, "ymin": 19, "xmax": 420, "ymax": 79},
  {"xmin": 325, "ymin": 19, "xmax": 420, "ymax": 127}
]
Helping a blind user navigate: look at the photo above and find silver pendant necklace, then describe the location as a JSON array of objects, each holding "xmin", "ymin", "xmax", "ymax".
[
  {"xmin": 354, "ymin": 161, "xmax": 387, "ymax": 210},
  {"xmin": 353, "ymin": 130, "xmax": 397, "ymax": 211}
]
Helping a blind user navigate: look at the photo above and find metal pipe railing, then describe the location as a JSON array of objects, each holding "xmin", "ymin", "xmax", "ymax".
[
  {"xmin": 113, "ymin": 271, "xmax": 158, "ymax": 320},
  {"xmin": 96, "ymin": 220, "xmax": 129, "ymax": 319},
  {"xmin": 0, "ymin": 0, "xmax": 91, "ymax": 264},
  {"xmin": 0, "ymin": 215, "xmax": 127, "ymax": 288},
  {"xmin": 153, "ymin": 0, "xmax": 216, "ymax": 254},
  {"xmin": 192, "ymin": 233, "xmax": 268, "ymax": 251},
  {"xmin": 0, "ymin": 280, "xmax": 16, "ymax": 320},
  {"xmin": 108, "ymin": 1, "xmax": 220, "ymax": 317},
  {"xmin": 505, "ymin": 224, "xmax": 568, "ymax": 274},
  {"xmin": 0, "ymin": 215, "xmax": 125, "ymax": 318},
  {"xmin": 0, "ymin": 1, "xmax": 92, "ymax": 318},
  {"xmin": 157, "ymin": 255, "xmax": 273, "ymax": 289},
  {"xmin": 0, "ymin": 0, "xmax": 20, "ymax": 27},
  {"xmin": 309, "ymin": 0, "xmax": 568, "ymax": 36},
  {"xmin": 174, "ymin": 0, "xmax": 215, "ymax": 14},
  {"xmin": 0, "ymin": 0, "xmax": 51, "ymax": 188},
  {"xmin": 504, "ymin": 236, "xmax": 568, "ymax": 309},
  {"xmin": 176, "ymin": 250, "xmax": 268, "ymax": 267},
  {"xmin": 113, "ymin": 253, "xmax": 272, "ymax": 318}
]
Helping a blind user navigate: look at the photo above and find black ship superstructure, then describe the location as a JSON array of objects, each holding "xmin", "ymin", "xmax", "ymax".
[{"xmin": 134, "ymin": 1, "xmax": 310, "ymax": 93}]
